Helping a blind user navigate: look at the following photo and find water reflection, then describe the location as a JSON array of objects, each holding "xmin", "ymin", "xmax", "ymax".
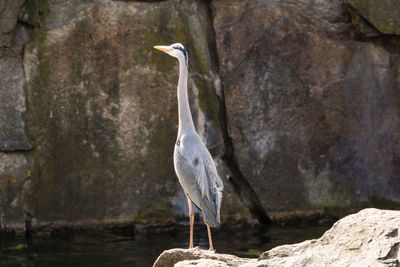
[{"xmin": 0, "ymin": 224, "xmax": 328, "ymax": 267}]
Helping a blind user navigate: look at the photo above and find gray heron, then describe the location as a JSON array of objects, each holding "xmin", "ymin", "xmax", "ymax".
[{"xmin": 154, "ymin": 43, "xmax": 223, "ymax": 251}]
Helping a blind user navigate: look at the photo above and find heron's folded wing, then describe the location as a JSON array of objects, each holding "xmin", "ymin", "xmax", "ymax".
[{"xmin": 190, "ymin": 147, "xmax": 223, "ymax": 201}]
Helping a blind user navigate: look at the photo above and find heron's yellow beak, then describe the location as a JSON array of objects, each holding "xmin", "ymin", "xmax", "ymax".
[{"xmin": 154, "ymin": 45, "xmax": 173, "ymax": 53}]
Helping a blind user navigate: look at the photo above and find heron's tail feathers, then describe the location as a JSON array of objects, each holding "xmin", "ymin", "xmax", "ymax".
[{"xmin": 201, "ymin": 184, "xmax": 223, "ymax": 228}]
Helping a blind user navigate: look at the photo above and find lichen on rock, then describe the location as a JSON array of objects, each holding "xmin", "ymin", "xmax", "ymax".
[
  {"xmin": 22, "ymin": 0, "xmax": 249, "ymax": 229},
  {"xmin": 212, "ymin": 0, "xmax": 400, "ymax": 217}
]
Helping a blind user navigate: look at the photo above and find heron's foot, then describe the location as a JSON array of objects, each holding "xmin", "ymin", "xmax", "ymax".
[{"xmin": 208, "ymin": 248, "xmax": 216, "ymax": 252}]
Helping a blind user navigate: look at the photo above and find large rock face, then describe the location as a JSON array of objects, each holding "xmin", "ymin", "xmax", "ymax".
[
  {"xmin": 1, "ymin": 0, "xmax": 400, "ymax": 229},
  {"xmin": 0, "ymin": 0, "xmax": 32, "ymax": 229},
  {"xmin": 154, "ymin": 208, "xmax": 400, "ymax": 267},
  {"xmin": 212, "ymin": 0, "xmax": 400, "ymax": 215},
  {"xmin": 20, "ymin": 0, "xmax": 250, "ymax": 228}
]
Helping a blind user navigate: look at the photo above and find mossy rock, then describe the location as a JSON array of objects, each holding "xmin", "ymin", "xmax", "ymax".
[
  {"xmin": 0, "ymin": 153, "xmax": 29, "ymax": 230},
  {"xmin": 346, "ymin": 0, "xmax": 400, "ymax": 35},
  {"xmin": 22, "ymin": 0, "xmax": 230, "ymax": 227},
  {"xmin": 134, "ymin": 203, "xmax": 176, "ymax": 224}
]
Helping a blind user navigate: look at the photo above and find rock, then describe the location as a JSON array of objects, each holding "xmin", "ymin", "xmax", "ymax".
[
  {"xmin": 152, "ymin": 247, "xmax": 256, "ymax": 267},
  {"xmin": 258, "ymin": 208, "xmax": 400, "ymax": 266},
  {"xmin": 154, "ymin": 209, "xmax": 400, "ymax": 267},
  {"xmin": 212, "ymin": 0, "xmax": 400, "ymax": 216},
  {"xmin": 18, "ymin": 0, "xmax": 93, "ymax": 30},
  {"xmin": 0, "ymin": 152, "xmax": 30, "ymax": 230},
  {"xmin": 345, "ymin": 3, "xmax": 381, "ymax": 37},
  {"xmin": 0, "ymin": 0, "xmax": 25, "ymax": 34},
  {"xmin": 175, "ymin": 259, "xmax": 230, "ymax": 267},
  {"xmin": 1, "ymin": 0, "xmax": 400, "ymax": 230},
  {"xmin": 22, "ymin": 0, "xmax": 252, "ymax": 229},
  {"xmin": 0, "ymin": 0, "xmax": 25, "ymax": 47},
  {"xmin": 0, "ymin": 47, "xmax": 32, "ymax": 151},
  {"xmin": 345, "ymin": 0, "xmax": 400, "ymax": 35}
]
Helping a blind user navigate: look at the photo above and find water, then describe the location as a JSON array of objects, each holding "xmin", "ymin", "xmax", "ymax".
[{"xmin": 0, "ymin": 224, "xmax": 329, "ymax": 267}]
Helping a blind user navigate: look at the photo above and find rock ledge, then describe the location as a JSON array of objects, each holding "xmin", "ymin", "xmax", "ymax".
[
  {"xmin": 153, "ymin": 208, "xmax": 400, "ymax": 267},
  {"xmin": 153, "ymin": 247, "xmax": 256, "ymax": 267}
]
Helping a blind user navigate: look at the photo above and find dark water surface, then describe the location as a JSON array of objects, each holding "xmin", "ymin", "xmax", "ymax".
[{"xmin": 0, "ymin": 224, "xmax": 329, "ymax": 267}]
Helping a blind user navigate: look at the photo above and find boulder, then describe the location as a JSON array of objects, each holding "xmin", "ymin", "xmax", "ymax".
[
  {"xmin": 258, "ymin": 208, "xmax": 400, "ymax": 266},
  {"xmin": 22, "ymin": 0, "xmax": 252, "ymax": 228},
  {"xmin": 175, "ymin": 259, "xmax": 230, "ymax": 267},
  {"xmin": 153, "ymin": 208, "xmax": 400, "ymax": 267},
  {"xmin": 0, "ymin": 0, "xmax": 25, "ymax": 34},
  {"xmin": 212, "ymin": 0, "xmax": 400, "ymax": 216},
  {"xmin": 0, "ymin": 0, "xmax": 25, "ymax": 46},
  {"xmin": 344, "ymin": 2, "xmax": 381, "ymax": 37},
  {"xmin": 152, "ymin": 247, "xmax": 256, "ymax": 267},
  {"xmin": 345, "ymin": 0, "xmax": 400, "ymax": 35}
]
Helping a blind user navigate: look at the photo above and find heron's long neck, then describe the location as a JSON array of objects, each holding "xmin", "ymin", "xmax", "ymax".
[{"xmin": 177, "ymin": 59, "xmax": 195, "ymax": 137}]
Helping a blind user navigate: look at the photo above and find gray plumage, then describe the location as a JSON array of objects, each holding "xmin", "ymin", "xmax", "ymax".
[
  {"xmin": 174, "ymin": 131, "xmax": 223, "ymax": 227},
  {"xmin": 154, "ymin": 43, "xmax": 223, "ymax": 229}
]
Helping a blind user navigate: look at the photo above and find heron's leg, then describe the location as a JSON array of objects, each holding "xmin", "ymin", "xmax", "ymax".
[
  {"xmin": 187, "ymin": 197, "xmax": 194, "ymax": 249},
  {"xmin": 206, "ymin": 224, "xmax": 215, "ymax": 251}
]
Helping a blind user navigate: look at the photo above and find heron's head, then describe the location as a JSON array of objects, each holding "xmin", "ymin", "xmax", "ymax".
[{"xmin": 154, "ymin": 43, "xmax": 187, "ymax": 64}]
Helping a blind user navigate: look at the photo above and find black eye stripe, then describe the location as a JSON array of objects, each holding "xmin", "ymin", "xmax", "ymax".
[{"xmin": 173, "ymin": 46, "xmax": 187, "ymax": 63}]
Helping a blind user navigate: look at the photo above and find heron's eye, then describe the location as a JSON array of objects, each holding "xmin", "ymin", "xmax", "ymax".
[{"xmin": 176, "ymin": 140, "xmax": 180, "ymax": 146}]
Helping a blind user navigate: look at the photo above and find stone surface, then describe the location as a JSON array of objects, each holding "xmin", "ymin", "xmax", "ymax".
[
  {"xmin": 258, "ymin": 208, "xmax": 400, "ymax": 266},
  {"xmin": 175, "ymin": 259, "xmax": 230, "ymax": 267},
  {"xmin": 345, "ymin": 3, "xmax": 381, "ymax": 37},
  {"xmin": 0, "ymin": 0, "xmax": 25, "ymax": 47},
  {"xmin": 345, "ymin": 0, "xmax": 400, "ymax": 35},
  {"xmin": 2, "ymin": 0, "xmax": 400, "ymax": 230},
  {"xmin": 154, "ymin": 209, "xmax": 400, "ymax": 267},
  {"xmin": 19, "ymin": 0, "xmax": 93, "ymax": 30},
  {"xmin": 152, "ymin": 247, "xmax": 256, "ymax": 267},
  {"xmin": 212, "ymin": 0, "xmax": 400, "ymax": 215},
  {"xmin": 0, "ymin": 0, "xmax": 25, "ymax": 34},
  {"xmin": 0, "ymin": 47, "xmax": 32, "ymax": 151},
  {"xmin": 0, "ymin": 152, "xmax": 29, "ymax": 230},
  {"xmin": 22, "ymin": 0, "xmax": 252, "ymax": 228}
]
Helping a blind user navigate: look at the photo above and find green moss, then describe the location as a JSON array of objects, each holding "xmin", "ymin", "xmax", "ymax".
[
  {"xmin": 134, "ymin": 203, "xmax": 175, "ymax": 224},
  {"xmin": 193, "ymin": 76, "xmax": 219, "ymax": 124},
  {"xmin": 6, "ymin": 244, "xmax": 28, "ymax": 251},
  {"xmin": 221, "ymin": 181, "xmax": 254, "ymax": 223},
  {"xmin": 175, "ymin": 9, "xmax": 211, "ymax": 76},
  {"xmin": 25, "ymin": 14, "xmax": 125, "ymax": 222},
  {"xmin": 129, "ymin": 7, "xmax": 174, "ymax": 72},
  {"xmin": 356, "ymin": 196, "xmax": 400, "ymax": 210},
  {"xmin": 0, "ymin": 170, "xmax": 28, "ymax": 224},
  {"xmin": 302, "ymin": 162, "xmax": 355, "ymax": 209},
  {"xmin": 136, "ymin": 116, "xmax": 176, "ymax": 184},
  {"xmin": 23, "ymin": 0, "xmax": 50, "ymax": 27},
  {"xmin": 128, "ymin": 1, "xmax": 212, "ymax": 75},
  {"xmin": 239, "ymin": 249, "xmax": 262, "ymax": 257},
  {"xmin": 23, "ymin": 0, "xmax": 223, "ymax": 226}
]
